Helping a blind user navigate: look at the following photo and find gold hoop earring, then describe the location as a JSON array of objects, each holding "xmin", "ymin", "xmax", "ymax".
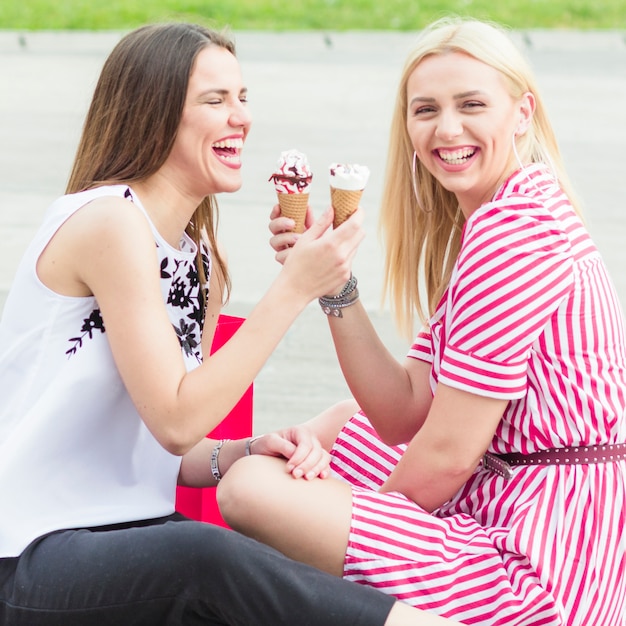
[{"xmin": 412, "ymin": 151, "xmax": 431, "ymax": 213}]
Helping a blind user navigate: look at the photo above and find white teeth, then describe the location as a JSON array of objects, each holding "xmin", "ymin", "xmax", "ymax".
[
  {"xmin": 438, "ymin": 147, "xmax": 475, "ymax": 164},
  {"xmin": 213, "ymin": 138, "xmax": 244, "ymax": 149}
]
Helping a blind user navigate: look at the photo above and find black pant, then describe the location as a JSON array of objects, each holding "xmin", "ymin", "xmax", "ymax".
[{"xmin": 0, "ymin": 514, "xmax": 393, "ymax": 625}]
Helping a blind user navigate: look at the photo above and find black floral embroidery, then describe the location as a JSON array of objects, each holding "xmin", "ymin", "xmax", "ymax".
[
  {"xmin": 187, "ymin": 301, "xmax": 204, "ymax": 329},
  {"xmin": 158, "ymin": 239, "xmax": 207, "ymax": 363},
  {"xmin": 199, "ymin": 245, "xmax": 211, "ymax": 317},
  {"xmin": 168, "ymin": 276, "xmax": 193, "ymax": 310},
  {"xmin": 160, "ymin": 256, "xmax": 171, "ymax": 279},
  {"xmin": 174, "ymin": 318, "xmax": 199, "ymax": 357},
  {"xmin": 184, "ymin": 263, "xmax": 204, "ymax": 329},
  {"xmin": 66, "ymin": 188, "xmax": 210, "ymax": 362},
  {"xmin": 66, "ymin": 309, "xmax": 106, "ymax": 357},
  {"xmin": 186, "ymin": 263, "xmax": 200, "ymax": 289}
]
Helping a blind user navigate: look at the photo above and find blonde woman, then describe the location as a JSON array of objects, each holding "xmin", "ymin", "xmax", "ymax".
[{"xmin": 220, "ymin": 17, "xmax": 626, "ymax": 626}]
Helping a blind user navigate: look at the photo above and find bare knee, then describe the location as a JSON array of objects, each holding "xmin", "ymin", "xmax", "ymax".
[{"xmin": 217, "ymin": 455, "xmax": 286, "ymax": 533}]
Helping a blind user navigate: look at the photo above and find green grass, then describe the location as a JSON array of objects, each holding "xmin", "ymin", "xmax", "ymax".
[{"xmin": 1, "ymin": 0, "xmax": 625, "ymax": 30}]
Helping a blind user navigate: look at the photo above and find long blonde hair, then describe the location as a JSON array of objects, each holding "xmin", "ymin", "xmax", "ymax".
[
  {"xmin": 380, "ymin": 16, "xmax": 581, "ymax": 339},
  {"xmin": 67, "ymin": 22, "xmax": 235, "ymax": 305}
]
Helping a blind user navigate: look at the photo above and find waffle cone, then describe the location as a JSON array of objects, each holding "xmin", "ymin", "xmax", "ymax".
[
  {"xmin": 331, "ymin": 187, "xmax": 363, "ymax": 228},
  {"xmin": 277, "ymin": 192, "xmax": 309, "ymax": 233}
]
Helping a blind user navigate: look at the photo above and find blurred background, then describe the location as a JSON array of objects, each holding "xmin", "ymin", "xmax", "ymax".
[{"xmin": 1, "ymin": 0, "xmax": 625, "ymax": 30}]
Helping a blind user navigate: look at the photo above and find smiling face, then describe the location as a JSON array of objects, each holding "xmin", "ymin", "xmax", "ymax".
[
  {"xmin": 406, "ymin": 51, "xmax": 534, "ymax": 216},
  {"xmin": 166, "ymin": 44, "xmax": 251, "ymax": 198}
]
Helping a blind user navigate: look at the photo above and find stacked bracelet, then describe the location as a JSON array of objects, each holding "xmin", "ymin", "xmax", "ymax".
[
  {"xmin": 319, "ymin": 275, "xmax": 359, "ymax": 318},
  {"xmin": 210, "ymin": 439, "xmax": 230, "ymax": 483},
  {"xmin": 245, "ymin": 435, "xmax": 263, "ymax": 456}
]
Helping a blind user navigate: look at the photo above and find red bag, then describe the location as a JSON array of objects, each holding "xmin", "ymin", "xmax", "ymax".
[{"xmin": 175, "ymin": 315, "xmax": 253, "ymax": 527}]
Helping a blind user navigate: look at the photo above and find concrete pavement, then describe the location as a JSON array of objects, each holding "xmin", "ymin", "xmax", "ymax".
[{"xmin": 1, "ymin": 29, "xmax": 625, "ymax": 433}]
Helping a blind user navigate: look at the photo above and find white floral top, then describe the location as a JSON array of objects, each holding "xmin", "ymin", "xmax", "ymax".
[{"xmin": 0, "ymin": 185, "xmax": 211, "ymax": 557}]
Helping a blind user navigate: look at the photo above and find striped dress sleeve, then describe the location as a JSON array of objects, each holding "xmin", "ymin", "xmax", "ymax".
[
  {"xmin": 407, "ymin": 326, "xmax": 433, "ymax": 363},
  {"xmin": 439, "ymin": 197, "xmax": 574, "ymax": 399}
]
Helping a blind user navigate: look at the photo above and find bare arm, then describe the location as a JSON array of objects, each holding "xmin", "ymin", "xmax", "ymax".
[
  {"xmin": 326, "ymin": 302, "xmax": 434, "ymax": 444},
  {"xmin": 382, "ymin": 383, "xmax": 507, "ymax": 512},
  {"xmin": 269, "ymin": 204, "xmax": 433, "ymax": 445},
  {"xmin": 179, "ymin": 422, "xmax": 333, "ymax": 488},
  {"xmin": 39, "ymin": 196, "xmax": 364, "ymax": 456}
]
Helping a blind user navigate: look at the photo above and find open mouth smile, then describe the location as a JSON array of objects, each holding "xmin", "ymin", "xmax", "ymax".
[
  {"xmin": 212, "ymin": 137, "xmax": 244, "ymax": 164},
  {"xmin": 436, "ymin": 147, "xmax": 477, "ymax": 165}
]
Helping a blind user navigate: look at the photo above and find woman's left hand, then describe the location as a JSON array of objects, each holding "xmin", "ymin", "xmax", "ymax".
[{"xmin": 248, "ymin": 426, "xmax": 331, "ymax": 480}]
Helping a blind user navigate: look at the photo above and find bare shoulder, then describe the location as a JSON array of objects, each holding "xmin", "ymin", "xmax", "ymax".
[
  {"xmin": 38, "ymin": 194, "xmax": 155, "ymax": 297},
  {"xmin": 61, "ymin": 194, "xmax": 158, "ymax": 265},
  {"xmin": 71, "ymin": 194, "xmax": 152, "ymax": 240}
]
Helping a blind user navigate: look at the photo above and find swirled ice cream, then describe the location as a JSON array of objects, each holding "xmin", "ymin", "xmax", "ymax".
[{"xmin": 269, "ymin": 149, "xmax": 313, "ymax": 233}]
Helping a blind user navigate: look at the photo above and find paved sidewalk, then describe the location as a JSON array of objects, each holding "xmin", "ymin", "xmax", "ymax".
[{"xmin": 1, "ymin": 29, "xmax": 625, "ymax": 433}]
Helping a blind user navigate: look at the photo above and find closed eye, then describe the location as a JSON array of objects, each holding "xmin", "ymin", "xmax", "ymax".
[
  {"xmin": 412, "ymin": 105, "xmax": 437, "ymax": 116},
  {"xmin": 461, "ymin": 100, "xmax": 486, "ymax": 110}
]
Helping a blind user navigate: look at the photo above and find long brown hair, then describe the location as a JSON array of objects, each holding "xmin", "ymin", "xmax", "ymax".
[
  {"xmin": 380, "ymin": 17, "xmax": 580, "ymax": 339},
  {"xmin": 66, "ymin": 22, "xmax": 234, "ymax": 302}
]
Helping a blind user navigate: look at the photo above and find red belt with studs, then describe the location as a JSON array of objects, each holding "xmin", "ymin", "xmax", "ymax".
[{"xmin": 482, "ymin": 443, "xmax": 626, "ymax": 479}]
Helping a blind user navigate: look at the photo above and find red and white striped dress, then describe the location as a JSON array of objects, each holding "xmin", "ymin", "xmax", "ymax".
[{"xmin": 331, "ymin": 165, "xmax": 626, "ymax": 625}]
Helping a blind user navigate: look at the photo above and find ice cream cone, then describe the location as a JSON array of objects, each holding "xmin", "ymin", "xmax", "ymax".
[
  {"xmin": 270, "ymin": 149, "xmax": 313, "ymax": 233},
  {"xmin": 331, "ymin": 187, "xmax": 363, "ymax": 229},
  {"xmin": 277, "ymin": 192, "xmax": 309, "ymax": 234},
  {"xmin": 328, "ymin": 162, "xmax": 370, "ymax": 229}
]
